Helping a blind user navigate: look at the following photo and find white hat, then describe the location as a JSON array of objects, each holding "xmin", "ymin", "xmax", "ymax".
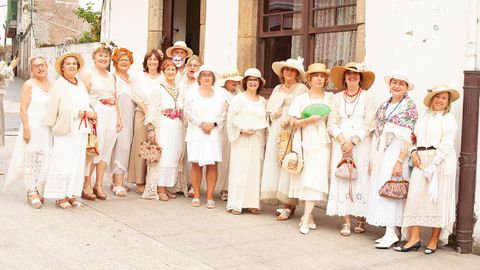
[
  {"xmin": 166, "ymin": 41, "xmax": 193, "ymax": 58},
  {"xmin": 194, "ymin": 65, "xmax": 219, "ymax": 80},
  {"xmin": 384, "ymin": 70, "xmax": 415, "ymax": 91},
  {"xmin": 423, "ymin": 84, "xmax": 460, "ymax": 106},
  {"xmin": 217, "ymin": 70, "xmax": 243, "ymax": 86},
  {"xmin": 242, "ymin": 68, "xmax": 266, "ymax": 85},
  {"xmin": 271, "ymin": 57, "xmax": 305, "ymax": 81}
]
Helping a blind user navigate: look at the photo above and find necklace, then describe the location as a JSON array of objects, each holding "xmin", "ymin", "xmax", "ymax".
[
  {"xmin": 345, "ymin": 87, "xmax": 361, "ymax": 97},
  {"xmin": 384, "ymin": 95, "xmax": 406, "ymax": 121},
  {"xmin": 115, "ymin": 72, "xmax": 130, "ymax": 83},
  {"xmin": 344, "ymin": 92, "xmax": 361, "ymax": 118},
  {"xmin": 63, "ymin": 75, "xmax": 78, "ymax": 85}
]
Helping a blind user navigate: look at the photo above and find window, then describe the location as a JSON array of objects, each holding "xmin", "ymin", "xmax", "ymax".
[{"xmin": 258, "ymin": 0, "xmax": 359, "ymax": 91}]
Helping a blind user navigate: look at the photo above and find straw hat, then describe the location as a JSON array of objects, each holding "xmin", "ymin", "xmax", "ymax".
[
  {"xmin": 194, "ymin": 65, "xmax": 219, "ymax": 80},
  {"xmin": 423, "ymin": 84, "xmax": 460, "ymax": 107},
  {"xmin": 217, "ymin": 70, "xmax": 243, "ymax": 86},
  {"xmin": 271, "ymin": 57, "xmax": 305, "ymax": 81},
  {"xmin": 330, "ymin": 62, "xmax": 375, "ymax": 90},
  {"xmin": 55, "ymin": 52, "xmax": 84, "ymax": 75},
  {"xmin": 242, "ymin": 68, "xmax": 266, "ymax": 85},
  {"xmin": 384, "ymin": 70, "xmax": 414, "ymax": 91},
  {"xmin": 304, "ymin": 63, "xmax": 330, "ymax": 81},
  {"xmin": 166, "ymin": 41, "xmax": 193, "ymax": 58}
]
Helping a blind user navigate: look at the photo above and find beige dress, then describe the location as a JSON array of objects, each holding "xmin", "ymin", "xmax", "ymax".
[
  {"xmin": 128, "ymin": 73, "xmax": 162, "ymax": 185},
  {"xmin": 260, "ymin": 83, "xmax": 308, "ymax": 204},
  {"xmin": 402, "ymin": 110, "xmax": 458, "ymax": 245},
  {"xmin": 226, "ymin": 93, "xmax": 267, "ymax": 211}
]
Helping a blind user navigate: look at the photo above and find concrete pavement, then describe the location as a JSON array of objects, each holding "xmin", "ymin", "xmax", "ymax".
[{"xmin": 1, "ymin": 78, "xmax": 479, "ymax": 269}]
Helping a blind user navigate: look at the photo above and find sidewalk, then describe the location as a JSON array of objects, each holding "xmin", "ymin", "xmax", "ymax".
[{"xmin": 1, "ymin": 78, "xmax": 479, "ymax": 269}]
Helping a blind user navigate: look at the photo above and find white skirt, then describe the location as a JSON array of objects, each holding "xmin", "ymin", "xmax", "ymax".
[{"xmin": 43, "ymin": 132, "xmax": 88, "ymax": 199}]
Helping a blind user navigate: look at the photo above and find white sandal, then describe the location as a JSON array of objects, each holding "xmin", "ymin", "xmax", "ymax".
[
  {"xmin": 111, "ymin": 185, "xmax": 127, "ymax": 197},
  {"xmin": 27, "ymin": 190, "xmax": 43, "ymax": 209},
  {"xmin": 68, "ymin": 198, "xmax": 85, "ymax": 208},
  {"xmin": 340, "ymin": 223, "xmax": 351, "ymax": 236}
]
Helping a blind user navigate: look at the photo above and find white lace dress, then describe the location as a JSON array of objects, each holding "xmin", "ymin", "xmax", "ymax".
[
  {"xmin": 88, "ymin": 70, "xmax": 118, "ymax": 164},
  {"xmin": 326, "ymin": 91, "xmax": 376, "ymax": 217},
  {"xmin": 5, "ymin": 83, "xmax": 51, "ymax": 192},
  {"xmin": 402, "ymin": 110, "xmax": 457, "ymax": 245},
  {"xmin": 111, "ymin": 75, "xmax": 135, "ymax": 174},
  {"xmin": 43, "ymin": 78, "xmax": 90, "ymax": 199},
  {"xmin": 288, "ymin": 92, "xmax": 333, "ymax": 201},
  {"xmin": 184, "ymin": 87, "xmax": 227, "ymax": 166},
  {"xmin": 226, "ymin": 93, "xmax": 267, "ymax": 211},
  {"xmin": 260, "ymin": 83, "xmax": 308, "ymax": 204}
]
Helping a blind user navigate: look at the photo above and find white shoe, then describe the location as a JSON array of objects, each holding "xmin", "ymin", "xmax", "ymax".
[
  {"xmin": 308, "ymin": 215, "xmax": 317, "ymax": 230},
  {"xmin": 299, "ymin": 216, "xmax": 310, "ymax": 235},
  {"xmin": 374, "ymin": 236, "xmax": 399, "ymax": 249}
]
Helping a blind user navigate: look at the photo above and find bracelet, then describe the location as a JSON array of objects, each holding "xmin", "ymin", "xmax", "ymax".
[
  {"xmin": 411, "ymin": 149, "xmax": 418, "ymax": 154},
  {"xmin": 397, "ymin": 158, "xmax": 404, "ymax": 164},
  {"xmin": 147, "ymin": 129, "xmax": 154, "ymax": 132}
]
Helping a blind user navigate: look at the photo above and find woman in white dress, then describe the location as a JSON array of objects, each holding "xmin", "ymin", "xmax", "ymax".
[
  {"xmin": 81, "ymin": 45, "xmax": 122, "ymax": 200},
  {"xmin": 184, "ymin": 65, "xmax": 227, "ymax": 208},
  {"xmin": 44, "ymin": 53, "xmax": 97, "ymax": 208},
  {"xmin": 395, "ymin": 85, "xmax": 459, "ymax": 254},
  {"xmin": 326, "ymin": 62, "xmax": 376, "ymax": 236},
  {"xmin": 260, "ymin": 57, "xmax": 308, "ymax": 221},
  {"xmin": 143, "ymin": 59, "xmax": 184, "ymax": 201},
  {"xmin": 179, "ymin": 55, "xmax": 202, "ymax": 197},
  {"xmin": 288, "ymin": 63, "xmax": 333, "ymax": 234},
  {"xmin": 4, "ymin": 56, "xmax": 51, "ymax": 209},
  {"xmin": 0, "ymin": 57, "xmax": 19, "ymax": 149},
  {"xmin": 217, "ymin": 70, "xmax": 243, "ymax": 201},
  {"xmin": 128, "ymin": 50, "xmax": 163, "ymax": 194},
  {"xmin": 226, "ymin": 68, "xmax": 267, "ymax": 214},
  {"xmin": 367, "ymin": 71, "xmax": 418, "ymax": 248},
  {"xmin": 110, "ymin": 48, "xmax": 135, "ymax": 197}
]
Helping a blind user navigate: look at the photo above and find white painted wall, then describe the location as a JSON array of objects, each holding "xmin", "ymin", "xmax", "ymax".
[
  {"xmin": 203, "ymin": 0, "xmax": 239, "ymax": 74},
  {"xmin": 173, "ymin": 0, "xmax": 187, "ymax": 42},
  {"xmin": 32, "ymin": 42, "xmax": 100, "ymax": 82},
  {"xmin": 101, "ymin": 0, "xmax": 149, "ymax": 74}
]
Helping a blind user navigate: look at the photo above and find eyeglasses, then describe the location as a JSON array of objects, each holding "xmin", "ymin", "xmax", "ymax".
[
  {"xmin": 188, "ymin": 64, "xmax": 200, "ymax": 68},
  {"xmin": 32, "ymin": 63, "xmax": 47, "ymax": 69},
  {"xmin": 247, "ymin": 79, "xmax": 259, "ymax": 83}
]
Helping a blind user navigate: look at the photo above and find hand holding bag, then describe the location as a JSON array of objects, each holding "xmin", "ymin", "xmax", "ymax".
[
  {"xmin": 378, "ymin": 176, "xmax": 409, "ymax": 199},
  {"xmin": 280, "ymin": 124, "xmax": 304, "ymax": 175},
  {"xmin": 139, "ymin": 140, "xmax": 162, "ymax": 164},
  {"xmin": 276, "ymin": 128, "xmax": 292, "ymax": 161},
  {"xmin": 79, "ymin": 111, "xmax": 100, "ymax": 156},
  {"xmin": 335, "ymin": 157, "xmax": 358, "ymax": 201}
]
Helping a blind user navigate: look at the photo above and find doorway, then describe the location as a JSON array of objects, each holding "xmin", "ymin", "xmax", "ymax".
[{"xmin": 162, "ymin": 0, "xmax": 201, "ymax": 56}]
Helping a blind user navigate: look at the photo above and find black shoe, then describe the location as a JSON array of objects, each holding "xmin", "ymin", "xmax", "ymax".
[
  {"xmin": 424, "ymin": 247, "xmax": 437, "ymax": 254},
  {"xmin": 394, "ymin": 241, "xmax": 421, "ymax": 252}
]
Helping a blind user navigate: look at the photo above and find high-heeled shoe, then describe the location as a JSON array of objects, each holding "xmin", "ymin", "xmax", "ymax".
[
  {"xmin": 81, "ymin": 190, "xmax": 96, "ymax": 201},
  {"xmin": 93, "ymin": 186, "xmax": 107, "ymax": 200},
  {"xmin": 375, "ymin": 237, "xmax": 399, "ymax": 249},
  {"xmin": 424, "ymin": 247, "xmax": 437, "ymax": 254},
  {"xmin": 393, "ymin": 241, "xmax": 421, "ymax": 252}
]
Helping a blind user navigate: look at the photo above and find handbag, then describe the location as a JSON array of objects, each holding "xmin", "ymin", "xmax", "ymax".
[
  {"xmin": 139, "ymin": 140, "xmax": 162, "ymax": 164},
  {"xmin": 276, "ymin": 128, "xmax": 292, "ymax": 161},
  {"xmin": 378, "ymin": 176, "xmax": 409, "ymax": 199},
  {"xmin": 280, "ymin": 124, "xmax": 304, "ymax": 175},
  {"xmin": 86, "ymin": 123, "xmax": 100, "ymax": 156},
  {"xmin": 79, "ymin": 111, "xmax": 100, "ymax": 156},
  {"xmin": 335, "ymin": 157, "xmax": 358, "ymax": 202}
]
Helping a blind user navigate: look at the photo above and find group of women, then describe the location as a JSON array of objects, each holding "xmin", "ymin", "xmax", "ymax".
[{"xmin": 4, "ymin": 41, "xmax": 460, "ymax": 255}]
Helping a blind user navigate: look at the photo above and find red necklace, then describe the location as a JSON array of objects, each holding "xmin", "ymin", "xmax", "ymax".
[{"xmin": 345, "ymin": 87, "xmax": 361, "ymax": 97}]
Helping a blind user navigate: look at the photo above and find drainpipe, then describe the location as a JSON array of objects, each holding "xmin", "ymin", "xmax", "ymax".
[{"xmin": 456, "ymin": 0, "xmax": 480, "ymax": 254}]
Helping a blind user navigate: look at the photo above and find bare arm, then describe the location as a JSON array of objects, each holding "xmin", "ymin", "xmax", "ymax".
[{"xmin": 19, "ymin": 81, "xmax": 33, "ymax": 143}]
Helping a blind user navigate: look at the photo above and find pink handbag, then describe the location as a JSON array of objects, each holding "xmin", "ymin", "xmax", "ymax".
[
  {"xmin": 335, "ymin": 157, "xmax": 358, "ymax": 201},
  {"xmin": 378, "ymin": 176, "xmax": 409, "ymax": 199}
]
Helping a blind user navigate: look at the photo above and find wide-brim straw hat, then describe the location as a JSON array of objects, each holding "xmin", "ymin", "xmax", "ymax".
[
  {"xmin": 217, "ymin": 70, "xmax": 244, "ymax": 86},
  {"xmin": 271, "ymin": 57, "xmax": 305, "ymax": 81},
  {"xmin": 55, "ymin": 52, "xmax": 84, "ymax": 75},
  {"xmin": 304, "ymin": 63, "xmax": 330, "ymax": 81},
  {"xmin": 423, "ymin": 84, "xmax": 460, "ymax": 107},
  {"xmin": 242, "ymin": 68, "xmax": 266, "ymax": 85},
  {"xmin": 384, "ymin": 70, "xmax": 414, "ymax": 91},
  {"xmin": 166, "ymin": 41, "xmax": 193, "ymax": 58},
  {"xmin": 194, "ymin": 65, "xmax": 219, "ymax": 80},
  {"xmin": 330, "ymin": 62, "xmax": 375, "ymax": 90}
]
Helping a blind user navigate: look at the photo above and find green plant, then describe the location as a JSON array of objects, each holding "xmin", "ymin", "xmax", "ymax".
[{"xmin": 73, "ymin": 2, "xmax": 101, "ymax": 43}]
